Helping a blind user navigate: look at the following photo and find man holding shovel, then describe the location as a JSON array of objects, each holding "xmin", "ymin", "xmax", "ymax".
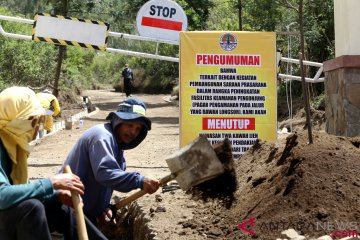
[{"xmin": 60, "ymin": 98, "xmax": 160, "ymax": 226}]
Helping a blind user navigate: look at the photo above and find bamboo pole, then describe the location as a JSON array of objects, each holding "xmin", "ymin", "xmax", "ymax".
[{"xmin": 64, "ymin": 165, "xmax": 89, "ymax": 240}]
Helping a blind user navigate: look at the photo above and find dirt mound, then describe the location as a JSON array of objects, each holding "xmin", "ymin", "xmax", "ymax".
[
  {"xmin": 184, "ymin": 130, "xmax": 360, "ymax": 239},
  {"xmin": 188, "ymin": 138, "xmax": 237, "ymax": 209},
  {"xmin": 279, "ymin": 107, "xmax": 326, "ymax": 132},
  {"xmin": 57, "ymin": 90, "xmax": 87, "ymax": 119}
]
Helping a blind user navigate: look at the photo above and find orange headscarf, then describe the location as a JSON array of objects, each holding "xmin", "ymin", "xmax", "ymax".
[{"xmin": 0, "ymin": 87, "xmax": 46, "ymax": 184}]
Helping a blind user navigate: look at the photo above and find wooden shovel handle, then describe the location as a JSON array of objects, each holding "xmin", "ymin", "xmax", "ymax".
[
  {"xmin": 115, "ymin": 173, "xmax": 175, "ymax": 209},
  {"xmin": 64, "ymin": 165, "xmax": 89, "ymax": 240}
]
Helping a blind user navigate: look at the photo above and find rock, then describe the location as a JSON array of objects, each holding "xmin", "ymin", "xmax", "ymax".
[
  {"xmin": 353, "ymin": 180, "xmax": 360, "ymax": 187},
  {"xmin": 212, "ymin": 217, "xmax": 220, "ymax": 224},
  {"xmin": 335, "ymin": 181, "xmax": 343, "ymax": 188},
  {"xmin": 182, "ymin": 222, "xmax": 192, "ymax": 228},
  {"xmin": 281, "ymin": 228, "xmax": 300, "ymax": 238},
  {"xmin": 155, "ymin": 194, "xmax": 163, "ymax": 202},
  {"xmin": 186, "ymin": 202, "xmax": 197, "ymax": 208},
  {"xmin": 155, "ymin": 206, "xmax": 166, "ymax": 212},
  {"xmin": 316, "ymin": 236, "xmax": 333, "ymax": 240},
  {"xmin": 315, "ymin": 208, "xmax": 329, "ymax": 220},
  {"xmin": 208, "ymin": 227, "xmax": 223, "ymax": 236}
]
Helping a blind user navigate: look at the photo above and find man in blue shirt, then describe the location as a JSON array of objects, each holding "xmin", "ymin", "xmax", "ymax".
[
  {"xmin": 121, "ymin": 63, "xmax": 134, "ymax": 97},
  {"xmin": 0, "ymin": 86, "xmax": 107, "ymax": 240},
  {"xmin": 60, "ymin": 98, "xmax": 160, "ymax": 224}
]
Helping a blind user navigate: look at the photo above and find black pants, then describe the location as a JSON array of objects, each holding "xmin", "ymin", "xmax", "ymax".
[
  {"xmin": 124, "ymin": 78, "xmax": 132, "ymax": 97},
  {"xmin": 0, "ymin": 199, "xmax": 108, "ymax": 240}
]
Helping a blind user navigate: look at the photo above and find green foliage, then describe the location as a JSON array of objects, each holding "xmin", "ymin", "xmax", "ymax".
[
  {"xmin": 206, "ymin": 1, "xmax": 238, "ymax": 30},
  {"xmin": 0, "ymin": 0, "xmax": 335, "ymax": 96},
  {"xmin": 304, "ymin": 0, "xmax": 334, "ymax": 62},
  {"xmin": 311, "ymin": 93, "xmax": 325, "ymax": 110},
  {"xmin": 138, "ymin": 59, "xmax": 178, "ymax": 94},
  {"xmin": 89, "ymin": 52, "xmax": 125, "ymax": 87},
  {"xmin": 0, "ymin": 7, "xmax": 57, "ymax": 89},
  {"xmin": 0, "ymin": 0, "xmax": 46, "ymax": 17},
  {"xmin": 177, "ymin": 0, "xmax": 214, "ymax": 30},
  {"xmin": 242, "ymin": 0, "xmax": 283, "ymax": 31}
]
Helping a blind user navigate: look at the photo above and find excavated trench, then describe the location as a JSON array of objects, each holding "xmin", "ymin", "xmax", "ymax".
[
  {"xmin": 100, "ymin": 201, "xmax": 157, "ymax": 240},
  {"xmin": 100, "ymin": 139, "xmax": 234, "ymax": 240}
]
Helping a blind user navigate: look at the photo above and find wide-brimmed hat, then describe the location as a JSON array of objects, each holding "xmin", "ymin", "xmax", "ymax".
[{"xmin": 106, "ymin": 98, "xmax": 151, "ymax": 130}]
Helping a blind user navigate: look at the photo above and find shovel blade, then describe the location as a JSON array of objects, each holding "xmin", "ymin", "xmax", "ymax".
[{"xmin": 165, "ymin": 136, "xmax": 224, "ymax": 191}]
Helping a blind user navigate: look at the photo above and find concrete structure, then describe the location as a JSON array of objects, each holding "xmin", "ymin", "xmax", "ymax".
[
  {"xmin": 323, "ymin": 0, "xmax": 360, "ymax": 137},
  {"xmin": 334, "ymin": 0, "xmax": 360, "ymax": 56}
]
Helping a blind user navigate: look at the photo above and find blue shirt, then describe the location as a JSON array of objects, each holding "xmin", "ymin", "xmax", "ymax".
[
  {"xmin": 0, "ymin": 139, "xmax": 56, "ymax": 210},
  {"xmin": 61, "ymin": 123, "xmax": 144, "ymax": 218}
]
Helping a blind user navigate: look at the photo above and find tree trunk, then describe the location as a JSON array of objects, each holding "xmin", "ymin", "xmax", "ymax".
[
  {"xmin": 299, "ymin": 0, "xmax": 313, "ymax": 143},
  {"xmin": 53, "ymin": 45, "xmax": 66, "ymax": 97},
  {"xmin": 238, "ymin": 0, "xmax": 243, "ymax": 31},
  {"xmin": 52, "ymin": 0, "xmax": 69, "ymax": 97}
]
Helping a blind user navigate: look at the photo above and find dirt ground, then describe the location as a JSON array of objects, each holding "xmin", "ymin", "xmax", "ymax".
[{"xmin": 28, "ymin": 90, "xmax": 360, "ymax": 240}]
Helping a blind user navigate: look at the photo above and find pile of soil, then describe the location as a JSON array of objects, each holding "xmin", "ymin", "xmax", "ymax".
[
  {"xmin": 188, "ymin": 138, "xmax": 237, "ymax": 209},
  {"xmin": 183, "ymin": 130, "xmax": 360, "ymax": 239},
  {"xmin": 279, "ymin": 107, "xmax": 326, "ymax": 133},
  {"xmin": 57, "ymin": 90, "xmax": 87, "ymax": 119}
]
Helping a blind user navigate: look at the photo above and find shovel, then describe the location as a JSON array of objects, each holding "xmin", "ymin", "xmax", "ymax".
[
  {"xmin": 63, "ymin": 165, "xmax": 89, "ymax": 240},
  {"xmin": 115, "ymin": 135, "xmax": 224, "ymax": 209}
]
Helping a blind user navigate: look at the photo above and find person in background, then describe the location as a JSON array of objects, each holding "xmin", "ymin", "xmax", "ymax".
[
  {"xmin": 60, "ymin": 98, "xmax": 160, "ymax": 226},
  {"xmin": 36, "ymin": 90, "xmax": 61, "ymax": 134},
  {"xmin": 121, "ymin": 63, "xmax": 134, "ymax": 97},
  {"xmin": 0, "ymin": 86, "xmax": 107, "ymax": 240}
]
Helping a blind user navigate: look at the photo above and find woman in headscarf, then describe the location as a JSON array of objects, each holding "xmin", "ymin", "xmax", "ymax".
[
  {"xmin": 0, "ymin": 86, "xmax": 107, "ymax": 240},
  {"xmin": 36, "ymin": 91, "xmax": 61, "ymax": 133}
]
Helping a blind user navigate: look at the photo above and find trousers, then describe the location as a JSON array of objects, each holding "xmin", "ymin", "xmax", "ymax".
[
  {"xmin": 0, "ymin": 198, "xmax": 108, "ymax": 240},
  {"xmin": 124, "ymin": 78, "xmax": 132, "ymax": 97}
]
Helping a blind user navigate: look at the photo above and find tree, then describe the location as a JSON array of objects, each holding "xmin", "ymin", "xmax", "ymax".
[{"xmin": 0, "ymin": 7, "xmax": 57, "ymax": 90}]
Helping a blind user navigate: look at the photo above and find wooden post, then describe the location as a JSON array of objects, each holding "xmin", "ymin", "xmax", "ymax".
[
  {"xmin": 64, "ymin": 165, "xmax": 89, "ymax": 240},
  {"xmin": 299, "ymin": 0, "xmax": 313, "ymax": 144}
]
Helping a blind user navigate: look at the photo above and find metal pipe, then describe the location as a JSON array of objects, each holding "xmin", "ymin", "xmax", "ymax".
[
  {"xmin": 106, "ymin": 47, "xmax": 179, "ymax": 62},
  {"xmin": 156, "ymin": 42, "xmax": 159, "ymax": 55},
  {"xmin": 0, "ymin": 15, "xmax": 34, "ymax": 24},
  {"xmin": 281, "ymin": 57, "xmax": 323, "ymax": 67},
  {"xmin": 0, "ymin": 24, "xmax": 32, "ymax": 40},
  {"xmin": 278, "ymin": 74, "xmax": 324, "ymax": 83},
  {"xmin": 109, "ymin": 31, "xmax": 179, "ymax": 45}
]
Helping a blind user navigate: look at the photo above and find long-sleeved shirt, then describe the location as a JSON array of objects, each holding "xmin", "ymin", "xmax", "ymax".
[
  {"xmin": 0, "ymin": 139, "xmax": 57, "ymax": 210},
  {"xmin": 121, "ymin": 68, "xmax": 134, "ymax": 80},
  {"xmin": 60, "ymin": 123, "xmax": 144, "ymax": 218}
]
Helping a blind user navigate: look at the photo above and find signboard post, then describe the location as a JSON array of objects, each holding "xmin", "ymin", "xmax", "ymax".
[
  {"xmin": 136, "ymin": 0, "xmax": 187, "ymax": 42},
  {"xmin": 180, "ymin": 31, "xmax": 277, "ymax": 159}
]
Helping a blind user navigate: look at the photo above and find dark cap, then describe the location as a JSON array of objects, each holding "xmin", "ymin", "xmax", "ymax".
[{"xmin": 106, "ymin": 98, "xmax": 151, "ymax": 130}]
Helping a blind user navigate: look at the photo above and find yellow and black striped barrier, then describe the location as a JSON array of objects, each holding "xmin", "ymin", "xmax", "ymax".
[{"xmin": 32, "ymin": 13, "xmax": 109, "ymax": 51}]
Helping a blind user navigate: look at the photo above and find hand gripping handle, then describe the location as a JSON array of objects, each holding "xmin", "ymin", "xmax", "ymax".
[
  {"xmin": 64, "ymin": 165, "xmax": 89, "ymax": 240},
  {"xmin": 115, "ymin": 173, "xmax": 176, "ymax": 209}
]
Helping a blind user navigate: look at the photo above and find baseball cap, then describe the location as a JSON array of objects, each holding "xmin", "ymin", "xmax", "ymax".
[{"xmin": 106, "ymin": 98, "xmax": 151, "ymax": 130}]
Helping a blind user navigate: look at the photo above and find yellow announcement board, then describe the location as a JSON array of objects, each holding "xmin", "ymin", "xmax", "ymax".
[{"xmin": 180, "ymin": 31, "xmax": 277, "ymax": 159}]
